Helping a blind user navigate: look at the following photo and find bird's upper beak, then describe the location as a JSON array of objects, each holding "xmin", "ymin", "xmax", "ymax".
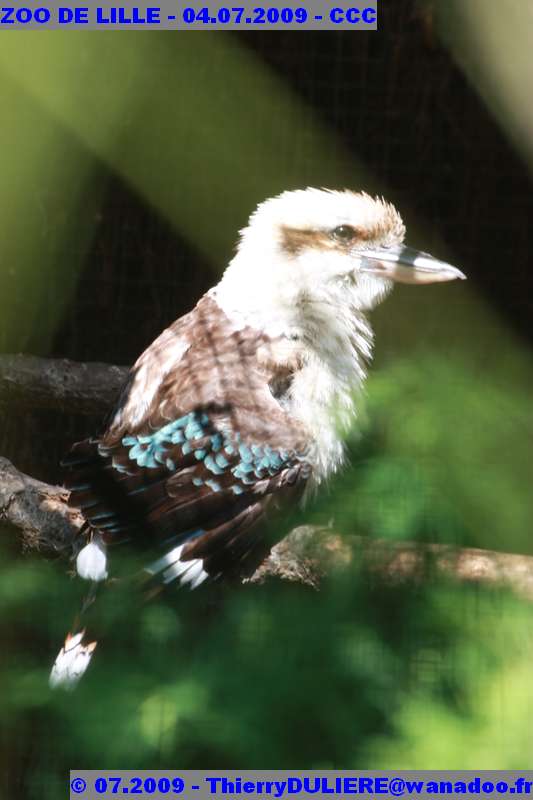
[{"xmin": 359, "ymin": 245, "xmax": 466, "ymax": 284}]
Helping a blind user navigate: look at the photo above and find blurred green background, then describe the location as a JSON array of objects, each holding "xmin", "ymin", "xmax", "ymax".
[{"xmin": 1, "ymin": 5, "xmax": 533, "ymax": 796}]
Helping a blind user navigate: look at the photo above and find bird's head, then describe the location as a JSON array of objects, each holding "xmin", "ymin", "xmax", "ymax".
[{"xmin": 216, "ymin": 188, "xmax": 465, "ymax": 335}]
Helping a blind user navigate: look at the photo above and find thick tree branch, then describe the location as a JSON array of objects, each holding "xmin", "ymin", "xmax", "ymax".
[
  {"xmin": 0, "ymin": 354, "xmax": 128, "ymax": 415},
  {"xmin": 250, "ymin": 526, "xmax": 533, "ymax": 601},
  {"xmin": 0, "ymin": 457, "xmax": 83, "ymax": 553}
]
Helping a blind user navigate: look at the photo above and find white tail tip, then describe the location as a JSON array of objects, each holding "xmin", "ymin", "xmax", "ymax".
[
  {"xmin": 49, "ymin": 631, "xmax": 97, "ymax": 690},
  {"xmin": 76, "ymin": 535, "xmax": 108, "ymax": 582}
]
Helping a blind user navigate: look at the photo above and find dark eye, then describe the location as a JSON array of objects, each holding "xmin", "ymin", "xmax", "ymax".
[{"xmin": 331, "ymin": 225, "xmax": 356, "ymax": 243}]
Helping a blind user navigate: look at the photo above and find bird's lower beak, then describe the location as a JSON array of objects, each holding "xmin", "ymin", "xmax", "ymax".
[{"xmin": 359, "ymin": 245, "xmax": 466, "ymax": 284}]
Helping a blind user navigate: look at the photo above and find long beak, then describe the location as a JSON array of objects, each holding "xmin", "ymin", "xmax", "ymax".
[{"xmin": 359, "ymin": 245, "xmax": 466, "ymax": 284}]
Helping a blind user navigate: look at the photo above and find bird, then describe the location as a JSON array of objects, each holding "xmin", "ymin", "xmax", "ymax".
[{"xmin": 49, "ymin": 187, "xmax": 465, "ymax": 688}]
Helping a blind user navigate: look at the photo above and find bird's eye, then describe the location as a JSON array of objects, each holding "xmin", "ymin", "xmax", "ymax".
[{"xmin": 331, "ymin": 225, "xmax": 356, "ymax": 243}]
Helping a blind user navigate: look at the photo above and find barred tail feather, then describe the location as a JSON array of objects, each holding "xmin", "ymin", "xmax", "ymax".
[
  {"xmin": 49, "ymin": 630, "xmax": 97, "ymax": 690},
  {"xmin": 146, "ymin": 543, "xmax": 209, "ymax": 589},
  {"xmin": 76, "ymin": 533, "xmax": 108, "ymax": 582}
]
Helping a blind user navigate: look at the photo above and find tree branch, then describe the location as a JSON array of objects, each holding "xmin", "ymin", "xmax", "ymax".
[
  {"xmin": 250, "ymin": 526, "xmax": 533, "ymax": 601},
  {"xmin": 0, "ymin": 354, "xmax": 128, "ymax": 415},
  {"xmin": 0, "ymin": 456, "xmax": 82, "ymax": 554},
  {"xmin": 249, "ymin": 526, "xmax": 533, "ymax": 602}
]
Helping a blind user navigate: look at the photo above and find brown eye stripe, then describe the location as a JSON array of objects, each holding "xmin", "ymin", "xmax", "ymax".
[
  {"xmin": 280, "ymin": 224, "xmax": 373, "ymax": 256},
  {"xmin": 280, "ymin": 226, "xmax": 332, "ymax": 256}
]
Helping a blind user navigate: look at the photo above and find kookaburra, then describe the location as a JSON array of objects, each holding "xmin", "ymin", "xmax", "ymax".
[{"xmin": 50, "ymin": 188, "xmax": 465, "ymax": 687}]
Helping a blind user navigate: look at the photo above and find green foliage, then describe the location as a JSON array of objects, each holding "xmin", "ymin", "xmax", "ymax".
[
  {"xmin": 3, "ymin": 498, "xmax": 533, "ymax": 797},
  {"xmin": 312, "ymin": 350, "xmax": 533, "ymax": 557}
]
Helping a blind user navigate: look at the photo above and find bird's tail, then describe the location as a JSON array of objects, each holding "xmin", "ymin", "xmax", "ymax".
[
  {"xmin": 49, "ymin": 584, "xmax": 99, "ymax": 690},
  {"xmin": 49, "ymin": 631, "xmax": 97, "ymax": 690}
]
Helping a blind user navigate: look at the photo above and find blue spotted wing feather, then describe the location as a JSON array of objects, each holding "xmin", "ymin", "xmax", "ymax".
[{"xmin": 65, "ymin": 409, "xmax": 311, "ymax": 584}]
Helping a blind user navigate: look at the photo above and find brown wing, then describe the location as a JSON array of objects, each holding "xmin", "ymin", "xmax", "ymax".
[{"xmin": 64, "ymin": 295, "xmax": 313, "ymax": 585}]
